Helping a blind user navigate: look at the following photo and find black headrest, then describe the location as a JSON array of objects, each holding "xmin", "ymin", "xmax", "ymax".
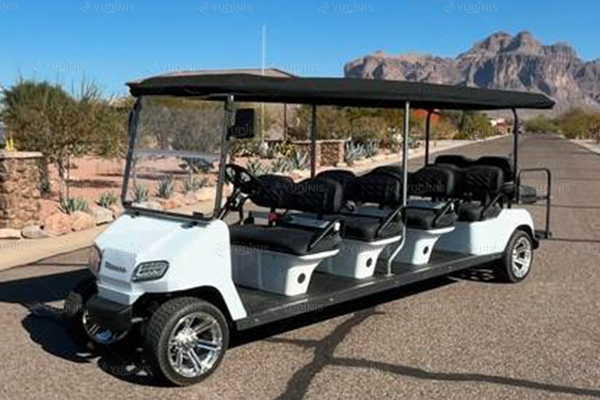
[
  {"xmin": 475, "ymin": 156, "xmax": 513, "ymax": 182},
  {"xmin": 409, "ymin": 165, "xmax": 460, "ymax": 198},
  {"xmin": 317, "ymin": 170, "xmax": 356, "ymax": 189},
  {"xmin": 463, "ymin": 166, "xmax": 504, "ymax": 198},
  {"xmin": 346, "ymin": 172, "xmax": 403, "ymax": 206},
  {"xmin": 281, "ymin": 178, "xmax": 343, "ymax": 215},
  {"xmin": 370, "ymin": 165, "xmax": 404, "ymax": 181},
  {"xmin": 250, "ymin": 175, "xmax": 294, "ymax": 209},
  {"xmin": 435, "ymin": 155, "xmax": 474, "ymax": 168}
]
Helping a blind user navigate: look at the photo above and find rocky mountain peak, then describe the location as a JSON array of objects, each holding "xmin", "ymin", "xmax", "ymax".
[{"xmin": 344, "ymin": 31, "xmax": 600, "ymax": 114}]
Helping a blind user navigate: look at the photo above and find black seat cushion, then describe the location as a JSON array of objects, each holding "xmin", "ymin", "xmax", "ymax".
[
  {"xmin": 406, "ymin": 208, "xmax": 457, "ymax": 230},
  {"xmin": 334, "ymin": 214, "xmax": 402, "ymax": 242},
  {"xmin": 230, "ymin": 225, "xmax": 342, "ymax": 256},
  {"xmin": 317, "ymin": 170, "xmax": 356, "ymax": 189},
  {"xmin": 501, "ymin": 183, "xmax": 538, "ymax": 203},
  {"xmin": 458, "ymin": 203, "xmax": 502, "ymax": 222}
]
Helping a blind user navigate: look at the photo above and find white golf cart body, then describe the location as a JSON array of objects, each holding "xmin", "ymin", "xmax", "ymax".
[{"xmin": 77, "ymin": 72, "xmax": 554, "ymax": 385}]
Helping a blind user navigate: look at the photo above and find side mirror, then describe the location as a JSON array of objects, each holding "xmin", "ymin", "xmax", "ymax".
[{"xmin": 228, "ymin": 108, "xmax": 256, "ymax": 139}]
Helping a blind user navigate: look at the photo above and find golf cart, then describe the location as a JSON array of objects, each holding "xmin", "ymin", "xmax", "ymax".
[{"xmin": 66, "ymin": 73, "xmax": 554, "ymax": 386}]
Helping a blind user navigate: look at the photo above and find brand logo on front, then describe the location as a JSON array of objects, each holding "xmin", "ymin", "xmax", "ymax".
[{"xmin": 104, "ymin": 261, "xmax": 127, "ymax": 274}]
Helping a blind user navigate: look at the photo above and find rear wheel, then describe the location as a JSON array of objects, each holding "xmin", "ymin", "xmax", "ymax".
[
  {"xmin": 500, "ymin": 230, "xmax": 534, "ymax": 283},
  {"xmin": 145, "ymin": 297, "xmax": 229, "ymax": 386}
]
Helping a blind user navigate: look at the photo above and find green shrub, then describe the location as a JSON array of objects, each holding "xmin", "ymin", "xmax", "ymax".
[
  {"xmin": 270, "ymin": 157, "xmax": 292, "ymax": 174},
  {"xmin": 246, "ymin": 159, "xmax": 269, "ymax": 176},
  {"xmin": 344, "ymin": 141, "xmax": 366, "ymax": 165},
  {"xmin": 524, "ymin": 115, "xmax": 559, "ymax": 133},
  {"xmin": 96, "ymin": 191, "xmax": 118, "ymax": 208},
  {"xmin": 59, "ymin": 197, "xmax": 89, "ymax": 215}
]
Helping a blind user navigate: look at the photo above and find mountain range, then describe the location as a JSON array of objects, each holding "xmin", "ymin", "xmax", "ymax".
[{"xmin": 344, "ymin": 31, "xmax": 600, "ymax": 114}]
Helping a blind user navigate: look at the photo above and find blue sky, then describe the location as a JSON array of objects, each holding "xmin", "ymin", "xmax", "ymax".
[{"xmin": 1, "ymin": 0, "xmax": 599, "ymax": 96}]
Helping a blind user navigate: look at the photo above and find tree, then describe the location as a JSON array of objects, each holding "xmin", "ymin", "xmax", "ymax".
[
  {"xmin": 524, "ymin": 115, "xmax": 559, "ymax": 133},
  {"xmin": 1, "ymin": 80, "xmax": 128, "ymax": 200}
]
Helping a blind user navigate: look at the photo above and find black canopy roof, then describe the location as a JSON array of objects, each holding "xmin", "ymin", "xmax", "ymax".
[{"xmin": 128, "ymin": 73, "xmax": 555, "ymax": 111}]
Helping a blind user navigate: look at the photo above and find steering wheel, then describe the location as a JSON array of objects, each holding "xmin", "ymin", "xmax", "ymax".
[{"xmin": 224, "ymin": 164, "xmax": 265, "ymax": 195}]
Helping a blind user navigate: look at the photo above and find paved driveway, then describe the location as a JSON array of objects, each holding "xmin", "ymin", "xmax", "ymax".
[{"xmin": 1, "ymin": 134, "xmax": 599, "ymax": 399}]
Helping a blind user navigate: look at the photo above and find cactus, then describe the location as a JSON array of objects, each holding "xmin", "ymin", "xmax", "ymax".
[
  {"xmin": 270, "ymin": 157, "xmax": 292, "ymax": 174},
  {"xmin": 246, "ymin": 159, "xmax": 269, "ymax": 176},
  {"xmin": 344, "ymin": 141, "xmax": 366, "ymax": 165}
]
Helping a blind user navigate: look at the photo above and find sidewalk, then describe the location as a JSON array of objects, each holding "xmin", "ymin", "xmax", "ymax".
[
  {"xmin": 571, "ymin": 139, "xmax": 600, "ymax": 156},
  {"xmin": 0, "ymin": 135, "xmax": 508, "ymax": 272}
]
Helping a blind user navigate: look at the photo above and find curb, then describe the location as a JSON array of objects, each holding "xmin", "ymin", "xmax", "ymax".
[{"xmin": 570, "ymin": 139, "xmax": 600, "ymax": 157}]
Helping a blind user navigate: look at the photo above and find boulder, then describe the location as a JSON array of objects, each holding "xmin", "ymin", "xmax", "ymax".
[
  {"xmin": 21, "ymin": 225, "xmax": 50, "ymax": 239},
  {"xmin": 89, "ymin": 207, "xmax": 114, "ymax": 225},
  {"xmin": 43, "ymin": 213, "xmax": 73, "ymax": 236},
  {"xmin": 109, "ymin": 203, "xmax": 124, "ymax": 218},
  {"xmin": 0, "ymin": 228, "xmax": 21, "ymax": 240},
  {"xmin": 71, "ymin": 211, "xmax": 95, "ymax": 232},
  {"xmin": 161, "ymin": 196, "xmax": 185, "ymax": 210}
]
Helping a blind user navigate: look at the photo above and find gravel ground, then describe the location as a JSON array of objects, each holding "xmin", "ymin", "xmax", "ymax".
[{"xmin": 1, "ymin": 134, "xmax": 599, "ymax": 400}]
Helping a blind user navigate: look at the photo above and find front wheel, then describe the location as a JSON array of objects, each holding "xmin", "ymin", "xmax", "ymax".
[
  {"xmin": 145, "ymin": 297, "xmax": 229, "ymax": 386},
  {"xmin": 500, "ymin": 230, "xmax": 534, "ymax": 283}
]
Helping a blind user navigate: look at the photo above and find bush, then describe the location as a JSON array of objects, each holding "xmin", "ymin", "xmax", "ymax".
[
  {"xmin": 246, "ymin": 159, "xmax": 269, "ymax": 176},
  {"xmin": 524, "ymin": 115, "xmax": 559, "ymax": 133},
  {"xmin": 288, "ymin": 150, "xmax": 310, "ymax": 170},
  {"xmin": 556, "ymin": 109, "xmax": 600, "ymax": 139},
  {"xmin": 270, "ymin": 157, "xmax": 292, "ymax": 174}
]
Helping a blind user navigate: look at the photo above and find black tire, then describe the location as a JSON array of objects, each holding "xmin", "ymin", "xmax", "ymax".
[
  {"xmin": 145, "ymin": 297, "xmax": 229, "ymax": 386},
  {"xmin": 500, "ymin": 230, "xmax": 534, "ymax": 283}
]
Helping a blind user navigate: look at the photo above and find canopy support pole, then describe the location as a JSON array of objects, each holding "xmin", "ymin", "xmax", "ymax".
[
  {"xmin": 310, "ymin": 104, "xmax": 317, "ymax": 177},
  {"xmin": 121, "ymin": 98, "xmax": 143, "ymax": 205},
  {"xmin": 215, "ymin": 94, "xmax": 235, "ymax": 217},
  {"xmin": 386, "ymin": 101, "xmax": 410, "ymax": 276},
  {"xmin": 425, "ymin": 109, "xmax": 433, "ymax": 166},
  {"xmin": 512, "ymin": 108, "xmax": 520, "ymax": 202}
]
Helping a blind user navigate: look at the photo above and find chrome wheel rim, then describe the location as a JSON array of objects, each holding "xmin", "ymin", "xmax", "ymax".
[
  {"xmin": 167, "ymin": 312, "xmax": 223, "ymax": 379},
  {"xmin": 511, "ymin": 236, "xmax": 532, "ymax": 279},
  {"xmin": 82, "ymin": 311, "xmax": 129, "ymax": 345}
]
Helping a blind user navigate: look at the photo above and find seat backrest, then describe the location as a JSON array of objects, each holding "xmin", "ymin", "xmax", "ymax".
[
  {"xmin": 462, "ymin": 166, "xmax": 504, "ymax": 200},
  {"xmin": 370, "ymin": 165, "xmax": 404, "ymax": 181},
  {"xmin": 409, "ymin": 165, "xmax": 461, "ymax": 199},
  {"xmin": 346, "ymin": 172, "xmax": 403, "ymax": 207},
  {"xmin": 435, "ymin": 154, "xmax": 474, "ymax": 169},
  {"xmin": 250, "ymin": 175, "xmax": 294, "ymax": 209},
  {"xmin": 475, "ymin": 156, "xmax": 513, "ymax": 182},
  {"xmin": 317, "ymin": 170, "xmax": 356, "ymax": 189},
  {"xmin": 280, "ymin": 178, "xmax": 343, "ymax": 215}
]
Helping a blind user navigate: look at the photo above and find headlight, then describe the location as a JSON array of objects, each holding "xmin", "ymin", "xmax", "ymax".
[
  {"xmin": 88, "ymin": 246, "xmax": 102, "ymax": 276},
  {"xmin": 132, "ymin": 261, "xmax": 169, "ymax": 282}
]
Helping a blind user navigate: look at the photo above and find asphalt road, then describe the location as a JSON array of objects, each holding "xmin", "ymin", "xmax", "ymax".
[{"xmin": 1, "ymin": 134, "xmax": 600, "ymax": 399}]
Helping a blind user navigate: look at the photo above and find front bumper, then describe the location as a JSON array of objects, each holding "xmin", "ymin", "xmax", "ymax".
[{"xmin": 86, "ymin": 295, "xmax": 133, "ymax": 332}]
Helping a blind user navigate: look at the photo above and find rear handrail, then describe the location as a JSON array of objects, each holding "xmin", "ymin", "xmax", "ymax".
[{"xmin": 517, "ymin": 168, "xmax": 552, "ymax": 239}]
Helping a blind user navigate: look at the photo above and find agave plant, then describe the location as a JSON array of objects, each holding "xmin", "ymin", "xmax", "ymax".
[
  {"xmin": 96, "ymin": 191, "xmax": 118, "ymax": 208},
  {"xmin": 270, "ymin": 157, "xmax": 292, "ymax": 174},
  {"xmin": 157, "ymin": 175, "xmax": 175, "ymax": 199},
  {"xmin": 364, "ymin": 140, "xmax": 380, "ymax": 158},
  {"xmin": 133, "ymin": 184, "xmax": 150, "ymax": 203},
  {"xmin": 59, "ymin": 197, "xmax": 89, "ymax": 215},
  {"xmin": 288, "ymin": 150, "xmax": 310, "ymax": 170},
  {"xmin": 182, "ymin": 175, "xmax": 208, "ymax": 193},
  {"xmin": 344, "ymin": 141, "xmax": 366, "ymax": 165},
  {"xmin": 246, "ymin": 159, "xmax": 269, "ymax": 176}
]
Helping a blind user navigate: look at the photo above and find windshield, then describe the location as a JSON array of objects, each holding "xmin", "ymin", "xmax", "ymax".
[{"xmin": 123, "ymin": 96, "xmax": 225, "ymax": 218}]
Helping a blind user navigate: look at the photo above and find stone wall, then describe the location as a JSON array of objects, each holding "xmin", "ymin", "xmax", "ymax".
[
  {"xmin": 0, "ymin": 152, "xmax": 43, "ymax": 229},
  {"xmin": 293, "ymin": 140, "xmax": 346, "ymax": 167}
]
